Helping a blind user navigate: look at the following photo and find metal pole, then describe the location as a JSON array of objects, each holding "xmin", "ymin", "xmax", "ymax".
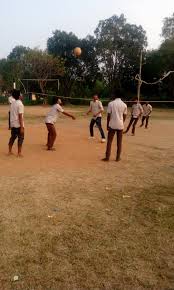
[{"xmin": 137, "ymin": 50, "xmax": 143, "ymax": 102}]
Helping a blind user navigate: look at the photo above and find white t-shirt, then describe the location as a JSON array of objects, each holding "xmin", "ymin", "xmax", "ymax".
[
  {"xmin": 45, "ymin": 104, "xmax": 64, "ymax": 124},
  {"xmin": 132, "ymin": 103, "xmax": 143, "ymax": 118},
  {"xmin": 10, "ymin": 100, "xmax": 24, "ymax": 128},
  {"xmin": 107, "ymin": 98, "xmax": 127, "ymax": 130},
  {"xmin": 142, "ymin": 104, "xmax": 152, "ymax": 117},
  {"xmin": 8, "ymin": 96, "xmax": 15, "ymax": 105},
  {"xmin": 90, "ymin": 100, "xmax": 104, "ymax": 119}
]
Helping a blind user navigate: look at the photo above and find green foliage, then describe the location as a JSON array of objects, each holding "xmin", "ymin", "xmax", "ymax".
[
  {"xmin": 1, "ymin": 12, "xmax": 174, "ymax": 101},
  {"xmin": 162, "ymin": 13, "xmax": 174, "ymax": 40},
  {"xmin": 8, "ymin": 45, "xmax": 30, "ymax": 61},
  {"xmin": 95, "ymin": 14, "xmax": 147, "ymax": 89}
]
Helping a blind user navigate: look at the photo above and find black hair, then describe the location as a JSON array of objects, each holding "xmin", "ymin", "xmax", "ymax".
[
  {"xmin": 111, "ymin": 89, "xmax": 124, "ymax": 99},
  {"xmin": 12, "ymin": 89, "xmax": 20, "ymax": 100},
  {"xmin": 93, "ymin": 93, "xmax": 99, "ymax": 98},
  {"xmin": 52, "ymin": 96, "xmax": 59, "ymax": 105}
]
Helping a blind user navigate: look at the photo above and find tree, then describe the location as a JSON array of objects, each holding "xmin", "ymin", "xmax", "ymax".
[
  {"xmin": 162, "ymin": 13, "xmax": 174, "ymax": 40},
  {"xmin": 0, "ymin": 58, "xmax": 23, "ymax": 90},
  {"xmin": 8, "ymin": 45, "xmax": 30, "ymax": 61},
  {"xmin": 80, "ymin": 35, "xmax": 100, "ymax": 84},
  {"xmin": 47, "ymin": 30, "xmax": 84, "ymax": 98},
  {"xmin": 23, "ymin": 49, "xmax": 64, "ymax": 94},
  {"xmin": 95, "ymin": 14, "xmax": 147, "ymax": 91},
  {"xmin": 159, "ymin": 39, "xmax": 174, "ymax": 98}
]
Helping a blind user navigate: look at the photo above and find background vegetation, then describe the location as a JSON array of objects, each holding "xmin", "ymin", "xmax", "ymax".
[{"xmin": 0, "ymin": 13, "xmax": 174, "ymax": 102}]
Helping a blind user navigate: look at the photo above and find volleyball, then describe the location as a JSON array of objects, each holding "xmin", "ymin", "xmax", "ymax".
[{"xmin": 73, "ymin": 47, "xmax": 82, "ymax": 57}]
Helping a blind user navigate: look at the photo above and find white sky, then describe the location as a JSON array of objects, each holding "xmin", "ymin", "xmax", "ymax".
[{"xmin": 0, "ymin": 0, "xmax": 173, "ymax": 58}]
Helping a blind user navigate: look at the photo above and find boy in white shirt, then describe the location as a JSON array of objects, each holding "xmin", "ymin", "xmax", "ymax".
[
  {"xmin": 45, "ymin": 97, "xmax": 75, "ymax": 151},
  {"xmin": 86, "ymin": 94, "xmax": 106, "ymax": 142},
  {"xmin": 124, "ymin": 98, "xmax": 143, "ymax": 136},
  {"xmin": 102, "ymin": 90, "xmax": 127, "ymax": 162},
  {"xmin": 8, "ymin": 90, "xmax": 24, "ymax": 157},
  {"xmin": 140, "ymin": 102, "xmax": 152, "ymax": 129}
]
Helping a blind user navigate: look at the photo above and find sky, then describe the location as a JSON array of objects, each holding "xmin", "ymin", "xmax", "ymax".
[{"xmin": 0, "ymin": 0, "xmax": 173, "ymax": 59}]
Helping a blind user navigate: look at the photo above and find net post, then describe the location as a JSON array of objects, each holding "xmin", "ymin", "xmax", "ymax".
[{"xmin": 137, "ymin": 50, "xmax": 143, "ymax": 102}]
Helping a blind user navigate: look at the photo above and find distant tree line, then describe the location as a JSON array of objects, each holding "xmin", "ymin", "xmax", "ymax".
[{"xmin": 0, "ymin": 13, "xmax": 174, "ymax": 101}]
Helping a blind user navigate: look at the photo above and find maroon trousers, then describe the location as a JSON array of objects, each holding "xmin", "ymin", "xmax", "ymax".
[
  {"xmin": 46, "ymin": 123, "xmax": 57, "ymax": 150},
  {"xmin": 105, "ymin": 128, "xmax": 123, "ymax": 160}
]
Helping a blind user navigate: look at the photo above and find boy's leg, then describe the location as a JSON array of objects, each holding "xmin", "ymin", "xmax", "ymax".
[
  {"xmin": 46, "ymin": 123, "xmax": 53, "ymax": 149},
  {"xmin": 104, "ymin": 128, "xmax": 115, "ymax": 160},
  {"xmin": 8, "ymin": 128, "xmax": 18, "ymax": 154},
  {"xmin": 132, "ymin": 118, "xmax": 139, "ymax": 135},
  {"xmin": 47, "ymin": 124, "xmax": 57, "ymax": 150},
  {"xmin": 8, "ymin": 111, "xmax": 11, "ymax": 130},
  {"xmin": 124, "ymin": 117, "xmax": 134, "ymax": 133},
  {"xmin": 140, "ymin": 116, "xmax": 145, "ymax": 127},
  {"xmin": 46, "ymin": 123, "xmax": 51, "ymax": 146},
  {"xmin": 116, "ymin": 130, "xmax": 123, "ymax": 161},
  {"xmin": 51, "ymin": 125, "xmax": 57, "ymax": 148},
  {"xmin": 90, "ymin": 118, "xmax": 95, "ymax": 137},
  {"xmin": 17, "ymin": 128, "xmax": 24, "ymax": 157},
  {"xmin": 96, "ymin": 117, "xmax": 105, "ymax": 139},
  {"xmin": 145, "ymin": 116, "xmax": 149, "ymax": 128}
]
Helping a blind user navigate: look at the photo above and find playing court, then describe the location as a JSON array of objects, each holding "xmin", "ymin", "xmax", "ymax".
[{"xmin": 0, "ymin": 105, "xmax": 173, "ymax": 289}]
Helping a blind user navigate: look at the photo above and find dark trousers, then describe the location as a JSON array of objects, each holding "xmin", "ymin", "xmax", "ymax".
[
  {"xmin": 8, "ymin": 111, "xmax": 11, "ymax": 129},
  {"xmin": 90, "ymin": 117, "xmax": 105, "ymax": 139},
  {"xmin": 141, "ymin": 116, "xmax": 149, "ymax": 128},
  {"xmin": 125, "ymin": 116, "xmax": 139, "ymax": 134},
  {"xmin": 105, "ymin": 128, "xmax": 123, "ymax": 160},
  {"xmin": 46, "ymin": 123, "xmax": 57, "ymax": 149},
  {"xmin": 9, "ymin": 127, "xmax": 24, "ymax": 146}
]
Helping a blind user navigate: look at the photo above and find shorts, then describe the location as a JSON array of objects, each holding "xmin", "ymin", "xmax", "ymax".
[{"xmin": 9, "ymin": 127, "xmax": 24, "ymax": 146}]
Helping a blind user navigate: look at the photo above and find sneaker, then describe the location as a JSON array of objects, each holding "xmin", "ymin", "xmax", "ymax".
[
  {"xmin": 101, "ymin": 138, "xmax": 106, "ymax": 143},
  {"xmin": 89, "ymin": 136, "xmax": 95, "ymax": 139}
]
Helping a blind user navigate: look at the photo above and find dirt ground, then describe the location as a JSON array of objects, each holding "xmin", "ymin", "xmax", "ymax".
[{"xmin": 0, "ymin": 105, "xmax": 174, "ymax": 290}]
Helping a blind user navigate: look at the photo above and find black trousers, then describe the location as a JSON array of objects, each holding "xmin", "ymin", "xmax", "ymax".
[
  {"xmin": 90, "ymin": 117, "xmax": 105, "ymax": 139},
  {"xmin": 141, "ymin": 116, "xmax": 150, "ymax": 128},
  {"xmin": 105, "ymin": 128, "xmax": 123, "ymax": 160},
  {"xmin": 125, "ymin": 116, "xmax": 139, "ymax": 134}
]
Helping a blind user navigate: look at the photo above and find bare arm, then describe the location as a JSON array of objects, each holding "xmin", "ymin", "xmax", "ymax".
[
  {"xmin": 19, "ymin": 113, "xmax": 24, "ymax": 134},
  {"xmin": 123, "ymin": 114, "xmax": 127, "ymax": 122},
  {"xmin": 86, "ymin": 106, "xmax": 92, "ymax": 115},
  {"xmin": 139, "ymin": 105, "xmax": 143, "ymax": 117},
  {"xmin": 63, "ymin": 111, "xmax": 76, "ymax": 120},
  {"xmin": 107, "ymin": 113, "xmax": 111, "ymax": 130}
]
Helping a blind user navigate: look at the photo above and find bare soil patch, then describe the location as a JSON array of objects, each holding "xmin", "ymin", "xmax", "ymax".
[{"xmin": 0, "ymin": 105, "xmax": 173, "ymax": 289}]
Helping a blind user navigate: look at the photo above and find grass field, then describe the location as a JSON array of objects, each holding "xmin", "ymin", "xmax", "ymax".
[{"xmin": 0, "ymin": 105, "xmax": 174, "ymax": 290}]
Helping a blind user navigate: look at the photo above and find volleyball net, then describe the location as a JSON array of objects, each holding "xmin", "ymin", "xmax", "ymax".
[{"xmin": 21, "ymin": 91, "xmax": 174, "ymax": 107}]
